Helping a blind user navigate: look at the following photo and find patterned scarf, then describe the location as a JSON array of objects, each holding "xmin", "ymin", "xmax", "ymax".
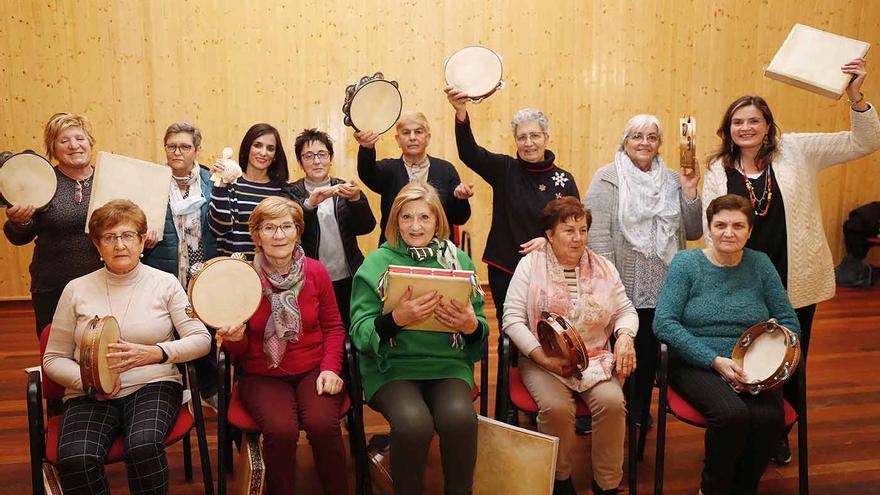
[
  {"xmin": 168, "ymin": 166, "xmax": 205, "ymax": 285},
  {"xmin": 406, "ymin": 237, "xmax": 459, "ymax": 269},
  {"xmin": 253, "ymin": 246, "xmax": 306, "ymax": 368}
]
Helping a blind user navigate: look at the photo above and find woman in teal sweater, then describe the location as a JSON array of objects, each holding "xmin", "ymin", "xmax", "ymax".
[
  {"xmin": 653, "ymin": 194, "xmax": 799, "ymax": 495},
  {"xmin": 350, "ymin": 182, "xmax": 488, "ymax": 495}
]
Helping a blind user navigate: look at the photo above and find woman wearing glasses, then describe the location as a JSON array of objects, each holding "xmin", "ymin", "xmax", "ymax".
[
  {"xmin": 283, "ymin": 128, "xmax": 376, "ymax": 327},
  {"xmin": 44, "ymin": 199, "xmax": 210, "ymax": 494},
  {"xmin": 217, "ymin": 196, "xmax": 348, "ymax": 495},
  {"xmin": 3, "ymin": 113, "xmax": 104, "ymax": 336},
  {"xmin": 583, "ymin": 114, "xmax": 702, "ymax": 430},
  {"xmin": 209, "ymin": 123, "xmax": 290, "ymax": 261}
]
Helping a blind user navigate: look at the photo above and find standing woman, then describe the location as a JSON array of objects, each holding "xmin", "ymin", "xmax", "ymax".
[
  {"xmin": 702, "ymin": 58, "xmax": 880, "ymax": 462},
  {"xmin": 283, "ymin": 128, "xmax": 376, "ymax": 328},
  {"xmin": 584, "ymin": 114, "xmax": 702, "ymax": 427},
  {"xmin": 143, "ymin": 122, "xmax": 219, "ymax": 407},
  {"xmin": 209, "ymin": 123, "xmax": 289, "ymax": 261},
  {"xmin": 3, "ymin": 113, "xmax": 103, "ymax": 335}
]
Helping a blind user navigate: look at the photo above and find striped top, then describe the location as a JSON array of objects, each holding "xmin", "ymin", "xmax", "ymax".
[
  {"xmin": 208, "ymin": 177, "xmax": 284, "ymax": 261},
  {"xmin": 563, "ymin": 268, "xmax": 579, "ymax": 300}
]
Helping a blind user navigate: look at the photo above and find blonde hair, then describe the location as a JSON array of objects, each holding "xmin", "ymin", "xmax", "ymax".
[
  {"xmin": 384, "ymin": 182, "xmax": 449, "ymax": 248},
  {"xmin": 395, "ymin": 110, "xmax": 430, "ymax": 133},
  {"xmin": 249, "ymin": 196, "xmax": 305, "ymax": 250},
  {"xmin": 87, "ymin": 199, "xmax": 147, "ymax": 242},
  {"xmin": 44, "ymin": 113, "xmax": 95, "ymax": 162}
]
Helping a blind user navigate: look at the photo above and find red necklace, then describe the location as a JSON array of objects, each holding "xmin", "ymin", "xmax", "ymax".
[{"xmin": 737, "ymin": 159, "xmax": 773, "ymax": 217}]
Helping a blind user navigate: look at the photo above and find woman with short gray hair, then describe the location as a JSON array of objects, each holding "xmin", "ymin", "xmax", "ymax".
[{"xmin": 583, "ymin": 113, "xmax": 702, "ymax": 429}]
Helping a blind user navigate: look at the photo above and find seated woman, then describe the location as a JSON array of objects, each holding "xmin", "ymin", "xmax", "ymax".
[
  {"xmin": 43, "ymin": 199, "xmax": 211, "ymax": 495},
  {"xmin": 503, "ymin": 197, "xmax": 637, "ymax": 495},
  {"xmin": 653, "ymin": 194, "xmax": 800, "ymax": 495},
  {"xmin": 350, "ymin": 182, "xmax": 489, "ymax": 495},
  {"xmin": 217, "ymin": 196, "xmax": 347, "ymax": 495}
]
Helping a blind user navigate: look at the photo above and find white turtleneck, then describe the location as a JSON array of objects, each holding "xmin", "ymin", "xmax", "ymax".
[
  {"xmin": 44, "ymin": 262, "xmax": 211, "ymax": 401},
  {"xmin": 303, "ymin": 178, "xmax": 350, "ymax": 281}
]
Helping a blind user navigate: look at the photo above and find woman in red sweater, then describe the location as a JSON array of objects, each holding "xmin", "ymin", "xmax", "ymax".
[{"xmin": 218, "ymin": 196, "xmax": 347, "ymax": 495}]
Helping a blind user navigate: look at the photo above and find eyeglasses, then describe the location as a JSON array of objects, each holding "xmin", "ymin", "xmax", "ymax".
[
  {"xmin": 100, "ymin": 231, "xmax": 141, "ymax": 246},
  {"xmin": 627, "ymin": 133, "xmax": 660, "ymax": 144},
  {"xmin": 165, "ymin": 143, "xmax": 194, "ymax": 153},
  {"xmin": 260, "ymin": 223, "xmax": 297, "ymax": 236},
  {"xmin": 515, "ymin": 132, "xmax": 546, "ymax": 144},
  {"xmin": 301, "ymin": 151, "xmax": 330, "ymax": 162}
]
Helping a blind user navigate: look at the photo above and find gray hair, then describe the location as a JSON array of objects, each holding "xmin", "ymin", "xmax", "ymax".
[
  {"xmin": 619, "ymin": 114, "xmax": 663, "ymax": 151},
  {"xmin": 510, "ymin": 108, "xmax": 550, "ymax": 136},
  {"xmin": 164, "ymin": 122, "xmax": 202, "ymax": 149}
]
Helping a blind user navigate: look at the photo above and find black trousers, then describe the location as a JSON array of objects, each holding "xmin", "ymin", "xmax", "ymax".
[
  {"xmin": 784, "ymin": 304, "xmax": 815, "ymax": 411},
  {"xmin": 32, "ymin": 288, "xmax": 65, "ymax": 337},
  {"xmin": 631, "ymin": 308, "xmax": 658, "ymax": 423},
  {"xmin": 57, "ymin": 381, "xmax": 183, "ymax": 495},
  {"xmin": 369, "ymin": 378, "xmax": 478, "ymax": 495},
  {"xmin": 488, "ymin": 265, "xmax": 514, "ymax": 419},
  {"xmin": 669, "ymin": 360, "xmax": 785, "ymax": 495},
  {"xmin": 191, "ymin": 327, "xmax": 219, "ymax": 397},
  {"xmin": 332, "ymin": 276, "xmax": 354, "ymax": 330}
]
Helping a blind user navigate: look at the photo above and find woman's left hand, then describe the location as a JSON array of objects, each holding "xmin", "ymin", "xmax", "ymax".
[
  {"xmin": 316, "ymin": 370, "xmax": 344, "ymax": 395},
  {"xmin": 680, "ymin": 158, "xmax": 700, "ymax": 199},
  {"xmin": 519, "ymin": 237, "xmax": 546, "ymax": 255},
  {"xmin": 336, "ymin": 181, "xmax": 362, "ymax": 201},
  {"xmin": 107, "ymin": 340, "xmax": 165, "ymax": 373},
  {"xmin": 143, "ymin": 229, "xmax": 160, "ymax": 249},
  {"xmin": 434, "ymin": 298, "xmax": 479, "ymax": 334},
  {"xmin": 843, "ymin": 57, "xmax": 868, "ymax": 98},
  {"xmin": 613, "ymin": 334, "xmax": 637, "ymax": 379}
]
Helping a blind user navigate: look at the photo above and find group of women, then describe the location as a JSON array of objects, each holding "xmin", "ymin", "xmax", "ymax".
[{"xmin": 2, "ymin": 57, "xmax": 877, "ymax": 495}]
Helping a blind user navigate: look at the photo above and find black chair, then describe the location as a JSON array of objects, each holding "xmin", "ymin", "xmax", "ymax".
[
  {"xmin": 653, "ymin": 343, "xmax": 808, "ymax": 495},
  {"xmin": 496, "ymin": 333, "xmax": 639, "ymax": 494}
]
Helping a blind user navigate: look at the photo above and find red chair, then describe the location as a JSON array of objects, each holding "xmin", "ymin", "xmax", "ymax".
[
  {"xmin": 27, "ymin": 325, "xmax": 214, "ymax": 495},
  {"xmin": 497, "ymin": 333, "xmax": 640, "ymax": 494},
  {"xmin": 653, "ymin": 343, "xmax": 808, "ymax": 495}
]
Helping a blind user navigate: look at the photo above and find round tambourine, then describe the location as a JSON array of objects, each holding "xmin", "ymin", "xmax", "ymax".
[
  {"xmin": 679, "ymin": 116, "xmax": 697, "ymax": 172},
  {"xmin": 79, "ymin": 315, "xmax": 122, "ymax": 396},
  {"xmin": 731, "ymin": 319, "xmax": 801, "ymax": 394},
  {"xmin": 187, "ymin": 254, "xmax": 263, "ymax": 329},
  {"xmin": 0, "ymin": 152, "xmax": 57, "ymax": 209},
  {"xmin": 445, "ymin": 46, "xmax": 505, "ymax": 103},
  {"xmin": 536, "ymin": 310, "xmax": 589, "ymax": 379},
  {"xmin": 342, "ymin": 72, "xmax": 403, "ymax": 135}
]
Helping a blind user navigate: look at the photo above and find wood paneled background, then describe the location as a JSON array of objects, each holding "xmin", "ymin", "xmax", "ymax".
[{"xmin": 1, "ymin": 0, "xmax": 879, "ymax": 300}]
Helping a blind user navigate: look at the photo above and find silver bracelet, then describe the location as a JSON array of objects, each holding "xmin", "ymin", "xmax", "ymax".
[{"xmin": 848, "ymin": 91, "xmax": 865, "ymax": 106}]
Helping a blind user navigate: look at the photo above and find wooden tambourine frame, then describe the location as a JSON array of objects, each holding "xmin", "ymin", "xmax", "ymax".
[
  {"xmin": 79, "ymin": 315, "xmax": 121, "ymax": 396},
  {"xmin": 731, "ymin": 319, "xmax": 801, "ymax": 394},
  {"xmin": 536, "ymin": 311, "xmax": 589, "ymax": 380},
  {"xmin": 473, "ymin": 415, "xmax": 559, "ymax": 495},
  {"xmin": 679, "ymin": 116, "xmax": 696, "ymax": 172}
]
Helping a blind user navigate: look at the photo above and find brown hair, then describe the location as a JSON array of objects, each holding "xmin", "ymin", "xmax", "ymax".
[
  {"xmin": 540, "ymin": 196, "xmax": 592, "ymax": 232},
  {"xmin": 43, "ymin": 113, "xmax": 96, "ymax": 162},
  {"xmin": 706, "ymin": 194, "xmax": 755, "ymax": 228},
  {"xmin": 709, "ymin": 95, "xmax": 780, "ymax": 171},
  {"xmin": 248, "ymin": 196, "xmax": 305, "ymax": 249},
  {"xmin": 385, "ymin": 182, "xmax": 450, "ymax": 248},
  {"xmin": 87, "ymin": 199, "xmax": 147, "ymax": 241}
]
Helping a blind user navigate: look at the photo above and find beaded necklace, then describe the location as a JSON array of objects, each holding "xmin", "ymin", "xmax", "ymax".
[{"xmin": 736, "ymin": 159, "xmax": 773, "ymax": 217}]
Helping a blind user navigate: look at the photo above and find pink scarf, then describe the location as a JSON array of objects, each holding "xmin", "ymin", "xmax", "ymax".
[{"xmin": 253, "ymin": 247, "xmax": 305, "ymax": 369}]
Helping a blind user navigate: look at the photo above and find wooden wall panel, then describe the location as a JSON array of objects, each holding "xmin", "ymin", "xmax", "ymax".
[{"xmin": 1, "ymin": 0, "xmax": 878, "ymax": 299}]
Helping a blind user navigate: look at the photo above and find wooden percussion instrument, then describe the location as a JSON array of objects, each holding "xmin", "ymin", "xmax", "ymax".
[
  {"xmin": 731, "ymin": 319, "xmax": 801, "ymax": 394},
  {"xmin": 0, "ymin": 152, "xmax": 57, "ymax": 209},
  {"xmin": 536, "ymin": 311, "xmax": 589, "ymax": 380},
  {"xmin": 366, "ymin": 434, "xmax": 394, "ymax": 495},
  {"xmin": 232, "ymin": 432, "xmax": 265, "ymax": 495},
  {"xmin": 342, "ymin": 72, "xmax": 403, "ymax": 135},
  {"xmin": 445, "ymin": 46, "xmax": 505, "ymax": 103},
  {"xmin": 379, "ymin": 265, "xmax": 477, "ymax": 332},
  {"xmin": 42, "ymin": 462, "xmax": 63, "ymax": 495},
  {"xmin": 679, "ymin": 116, "xmax": 697, "ymax": 172},
  {"xmin": 187, "ymin": 255, "xmax": 263, "ymax": 329},
  {"xmin": 765, "ymin": 24, "xmax": 870, "ymax": 99},
  {"xmin": 79, "ymin": 315, "xmax": 122, "ymax": 396}
]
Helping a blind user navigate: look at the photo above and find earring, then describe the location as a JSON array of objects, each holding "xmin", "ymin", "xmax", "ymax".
[
  {"xmin": 139, "ymin": 253, "xmax": 144, "ymax": 258},
  {"xmin": 763, "ymin": 135, "xmax": 770, "ymax": 145},
  {"xmin": 99, "ymin": 256, "xmax": 104, "ymax": 262}
]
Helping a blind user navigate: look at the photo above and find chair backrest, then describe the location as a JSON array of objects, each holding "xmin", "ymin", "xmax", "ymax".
[{"xmin": 39, "ymin": 324, "xmax": 67, "ymax": 403}]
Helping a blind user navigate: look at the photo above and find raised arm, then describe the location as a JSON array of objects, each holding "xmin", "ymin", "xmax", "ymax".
[
  {"xmin": 355, "ymin": 131, "xmax": 387, "ymax": 194},
  {"xmin": 445, "ymin": 85, "xmax": 509, "ymax": 184}
]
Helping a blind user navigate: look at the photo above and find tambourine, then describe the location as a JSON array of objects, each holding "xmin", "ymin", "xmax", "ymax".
[
  {"xmin": 0, "ymin": 152, "xmax": 57, "ymax": 209},
  {"xmin": 679, "ymin": 116, "xmax": 696, "ymax": 172},
  {"xmin": 342, "ymin": 72, "xmax": 403, "ymax": 135},
  {"xmin": 445, "ymin": 46, "xmax": 505, "ymax": 103},
  {"xmin": 186, "ymin": 254, "xmax": 263, "ymax": 329},
  {"xmin": 536, "ymin": 311, "xmax": 589, "ymax": 380},
  {"xmin": 731, "ymin": 319, "xmax": 801, "ymax": 395},
  {"xmin": 79, "ymin": 315, "xmax": 122, "ymax": 396}
]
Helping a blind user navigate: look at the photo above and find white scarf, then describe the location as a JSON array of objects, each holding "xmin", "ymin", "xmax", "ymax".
[
  {"xmin": 614, "ymin": 151, "xmax": 680, "ymax": 265},
  {"xmin": 168, "ymin": 165, "xmax": 205, "ymax": 284}
]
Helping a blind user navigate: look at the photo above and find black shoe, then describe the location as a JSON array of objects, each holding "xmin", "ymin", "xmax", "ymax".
[
  {"xmin": 634, "ymin": 413, "xmax": 654, "ymax": 429},
  {"xmin": 591, "ymin": 477, "xmax": 619, "ymax": 495},
  {"xmin": 770, "ymin": 436, "xmax": 792, "ymax": 465},
  {"xmin": 553, "ymin": 477, "xmax": 576, "ymax": 495},
  {"xmin": 575, "ymin": 416, "xmax": 592, "ymax": 435}
]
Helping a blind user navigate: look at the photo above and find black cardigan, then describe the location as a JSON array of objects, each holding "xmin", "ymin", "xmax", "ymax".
[
  {"xmin": 357, "ymin": 148, "xmax": 471, "ymax": 244},
  {"xmin": 282, "ymin": 178, "xmax": 377, "ymax": 277}
]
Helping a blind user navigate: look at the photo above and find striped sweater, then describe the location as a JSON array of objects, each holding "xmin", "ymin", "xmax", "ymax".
[{"xmin": 208, "ymin": 177, "xmax": 284, "ymax": 261}]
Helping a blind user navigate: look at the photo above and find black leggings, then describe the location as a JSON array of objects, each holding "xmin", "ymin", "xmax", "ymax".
[
  {"xmin": 669, "ymin": 360, "xmax": 784, "ymax": 495},
  {"xmin": 632, "ymin": 308, "xmax": 658, "ymax": 422},
  {"xmin": 369, "ymin": 378, "xmax": 478, "ymax": 495},
  {"xmin": 32, "ymin": 288, "xmax": 64, "ymax": 337}
]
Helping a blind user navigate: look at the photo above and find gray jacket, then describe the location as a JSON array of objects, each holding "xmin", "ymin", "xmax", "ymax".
[{"xmin": 583, "ymin": 163, "xmax": 703, "ymax": 301}]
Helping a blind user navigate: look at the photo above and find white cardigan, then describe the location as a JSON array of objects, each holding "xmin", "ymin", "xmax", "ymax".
[{"xmin": 702, "ymin": 104, "xmax": 880, "ymax": 309}]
